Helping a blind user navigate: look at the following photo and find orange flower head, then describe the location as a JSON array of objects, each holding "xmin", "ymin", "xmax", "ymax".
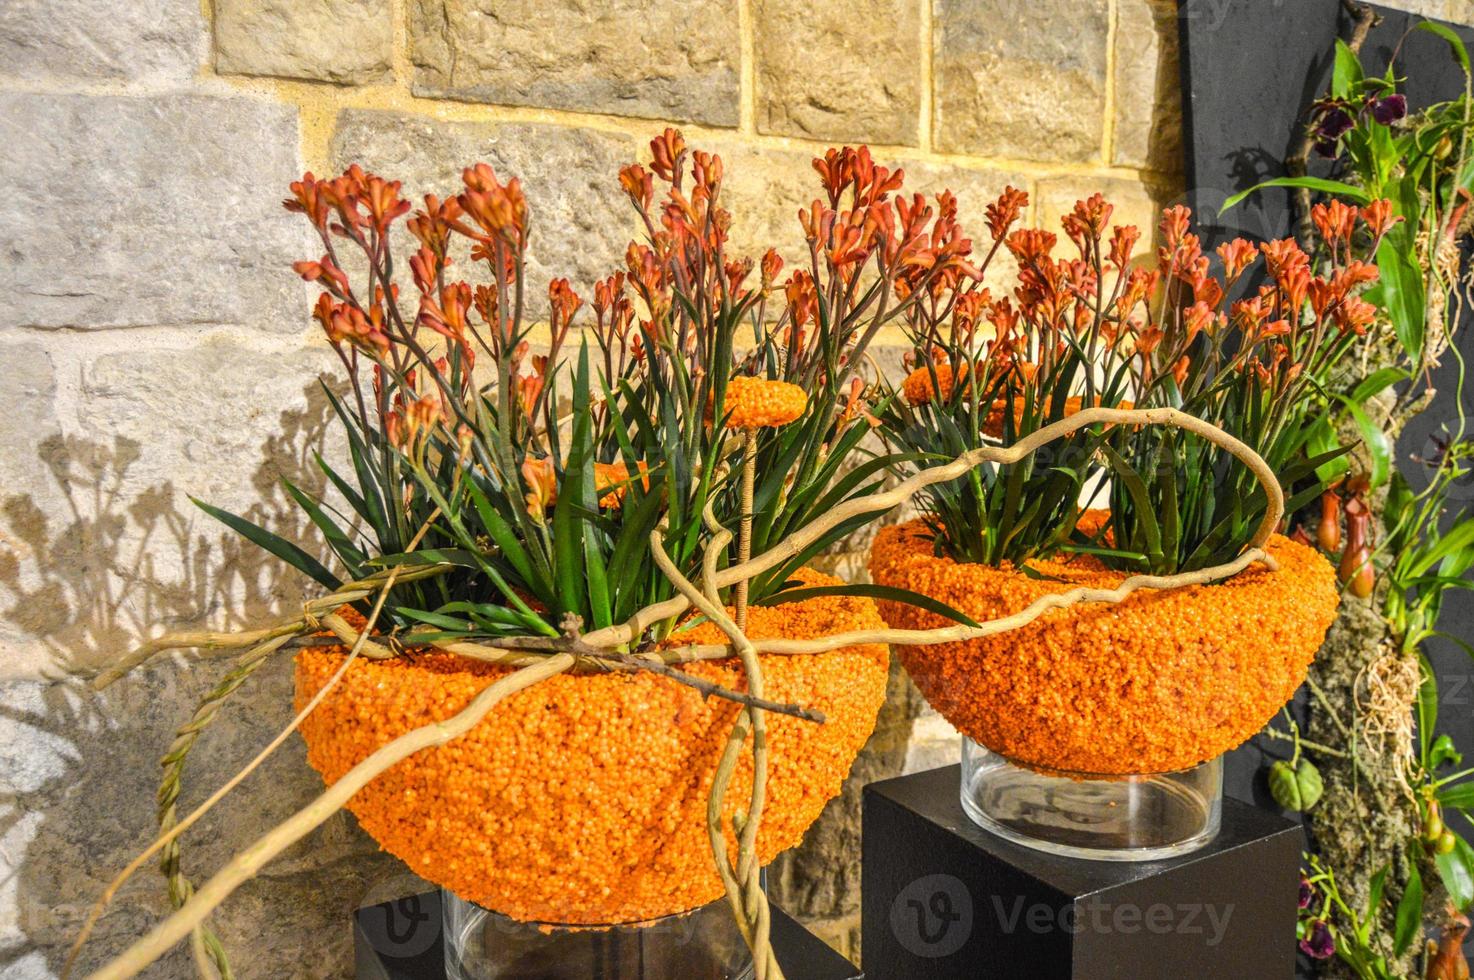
[
  {"xmin": 1360, "ymin": 198, "xmax": 1401, "ymax": 238},
  {"xmin": 521, "ymin": 457, "xmax": 557, "ymax": 518},
  {"xmin": 593, "ymin": 460, "xmax": 651, "ymax": 509},
  {"xmin": 717, "ymin": 376, "xmax": 808, "ymax": 429},
  {"xmin": 985, "ymin": 186, "xmax": 1029, "ymax": 242},
  {"xmin": 903, "ymin": 362, "xmax": 969, "ymax": 406}
]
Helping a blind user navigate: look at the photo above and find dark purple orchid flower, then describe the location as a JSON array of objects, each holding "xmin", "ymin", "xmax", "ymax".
[
  {"xmin": 1317, "ymin": 105, "xmax": 1356, "ymax": 140},
  {"xmin": 1299, "ymin": 920, "xmax": 1335, "ymax": 960},
  {"xmin": 1299, "ymin": 877, "xmax": 1314, "ymax": 910},
  {"xmin": 1371, "ymin": 94, "xmax": 1408, "ymax": 125}
]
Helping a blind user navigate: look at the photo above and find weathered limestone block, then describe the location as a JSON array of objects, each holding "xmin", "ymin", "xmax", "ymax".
[
  {"xmin": 934, "ymin": 0, "xmax": 1109, "ymax": 163},
  {"xmin": 409, "ymin": 0, "xmax": 741, "ymax": 125},
  {"xmin": 0, "ymin": 94, "xmax": 308, "ymax": 332},
  {"xmin": 0, "ymin": 0, "xmax": 204, "ymax": 84},
  {"xmin": 0, "ymin": 656, "xmax": 418, "ymax": 977},
  {"xmin": 754, "ymin": 0, "xmax": 921, "ymax": 145},
  {"xmin": 214, "ymin": 0, "xmax": 393, "ymax": 84},
  {"xmin": 1114, "ymin": 0, "xmax": 1184, "ymax": 171},
  {"xmin": 1036, "ymin": 174, "xmax": 1170, "ymax": 246},
  {"xmin": 332, "ymin": 111, "xmax": 639, "ymax": 306},
  {"xmin": 0, "ymin": 342, "xmax": 62, "ymax": 679},
  {"xmin": 0, "ymin": 337, "xmax": 337, "ymax": 679},
  {"xmin": 1379, "ymin": 0, "xmax": 1462, "ymax": 17}
]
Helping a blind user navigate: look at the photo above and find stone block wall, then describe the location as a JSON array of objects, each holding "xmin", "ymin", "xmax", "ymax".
[{"xmin": 0, "ymin": 0, "xmax": 1455, "ymax": 974}]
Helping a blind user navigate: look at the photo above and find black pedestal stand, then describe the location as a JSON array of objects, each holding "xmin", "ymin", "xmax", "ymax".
[
  {"xmin": 862, "ymin": 765, "xmax": 1302, "ymax": 979},
  {"xmin": 353, "ymin": 890, "xmax": 862, "ymax": 979}
]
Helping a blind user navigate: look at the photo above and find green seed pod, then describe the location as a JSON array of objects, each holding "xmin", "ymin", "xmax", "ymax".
[
  {"xmin": 1270, "ymin": 760, "xmax": 1303, "ymax": 810},
  {"xmin": 1436, "ymin": 831, "xmax": 1458, "ymax": 856},
  {"xmin": 1425, "ymin": 802, "xmax": 1445, "ymax": 843},
  {"xmin": 1269, "ymin": 759, "xmax": 1324, "ymax": 812},
  {"xmin": 1295, "ymin": 759, "xmax": 1324, "ymax": 811}
]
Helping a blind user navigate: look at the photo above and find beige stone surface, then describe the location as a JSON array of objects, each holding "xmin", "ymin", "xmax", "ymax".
[
  {"xmin": 1380, "ymin": 0, "xmax": 1458, "ymax": 17},
  {"xmin": 0, "ymin": 657, "xmax": 418, "ymax": 977},
  {"xmin": 332, "ymin": 110, "xmax": 640, "ymax": 305},
  {"xmin": 0, "ymin": 0, "xmax": 204, "ymax": 84},
  {"xmin": 0, "ymin": 342, "xmax": 61, "ymax": 678},
  {"xmin": 1114, "ymin": 0, "xmax": 1184, "ymax": 172},
  {"xmin": 409, "ymin": 0, "xmax": 741, "ymax": 125},
  {"xmin": 754, "ymin": 0, "xmax": 921, "ymax": 145},
  {"xmin": 0, "ymin": 93, "xmax": 309, "ymax": 332},
  {"xmin": 0, "ymin": 337, "xmax": 338, "ymax": 679},
  {"xmin": 1036, "ymin": 174, "xmax": 1169, "ymax": 247},
  {"xmin": 933, "ymin": 0, "xmax": 1109, "ymax": 163},
  {"xmin": 215, "ymin": 0, "xmax": 392, "ymax": 84}
]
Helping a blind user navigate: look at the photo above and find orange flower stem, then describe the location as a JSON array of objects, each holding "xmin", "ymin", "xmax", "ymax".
[{"xmin": 734, "ymin": 427, "xmax": 758, "ymax": 632}]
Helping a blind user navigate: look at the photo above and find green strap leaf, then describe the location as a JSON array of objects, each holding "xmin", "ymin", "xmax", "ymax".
[
  {"xmin": 1435, "ymin": 833, "xmax": 1474, "ymax": 914},
  {"xmin": 1418, "ymin": 20, "xmax": 1471, "ymax": 74},
  {"xmin": 1220, "ymin": 176, "xmax": 1371, "ymax": 214},
  {"xmin": 753, "ymin": 583, "xmax": 981, "ymax": 629},
  {"xmin": 281, "ymin": 478, "xmax": 367, "ymax": 578},
  {"xmin": 1393, "ymin": 861, "xmax": 1423, "ymax": 956},
  {"xmin": 1438, "ymin": 782, "xmax": 1474, "ymax": 811},
  {"xmin": 192, "ymin": 497, "xmax": 340, "ymax": 590}
]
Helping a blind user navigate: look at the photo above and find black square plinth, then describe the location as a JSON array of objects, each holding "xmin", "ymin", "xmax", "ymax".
[
  {"xmin": 862, "ymin": 765, "xmax": 1302, "ymax": 979},
  {"xmin": 353, "ymin": 890, "xmax": 862, "ymax": 979}
]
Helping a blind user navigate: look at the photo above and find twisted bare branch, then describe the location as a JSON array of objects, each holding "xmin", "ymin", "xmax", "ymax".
[{"xmin": 83, "ymin": 406, "xmax": 1287, "ymax": 979}]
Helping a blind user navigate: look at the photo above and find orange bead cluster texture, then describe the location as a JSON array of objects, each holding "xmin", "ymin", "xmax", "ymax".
[
  {"xmin": 869, "ymin": 520, "xmax": 1339, "ymax": 775},
  {"xmin": 294, "ymin": 569, "xmax": 888, "ymax": 925},
  {"xmin": 718, "ymin": 376, "xmax": 808, "ymax": 429}
]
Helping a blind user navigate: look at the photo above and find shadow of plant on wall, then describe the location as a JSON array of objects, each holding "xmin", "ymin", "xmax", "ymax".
[{"xmin": 0, "ymin": 382, "xmax": 415, "ymax": 977}]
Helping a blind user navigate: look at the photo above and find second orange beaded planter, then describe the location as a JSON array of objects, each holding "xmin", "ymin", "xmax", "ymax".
[{"xmin": 868, "ymin": 519, "xmax": 1339, "ymax": 859}]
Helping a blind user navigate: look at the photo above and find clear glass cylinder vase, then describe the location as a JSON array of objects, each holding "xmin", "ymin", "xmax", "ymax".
[
  {"xmin": 443, "ymin": 892, "xmax": 756, "ymax": 980},
  {"xmin": 960, "ymin": 737, "xmax": 1223, "ymax": 861}
]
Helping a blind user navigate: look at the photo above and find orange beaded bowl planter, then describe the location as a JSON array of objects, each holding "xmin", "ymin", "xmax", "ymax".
[
  {"xmin": 293, "ymin": 568, "xmax": 888, "ymax": 926},
  {"xmin": 868, "ymin": 519, "xmax": 1338, "ymax": 860},
  {"xmin": 868, "ymin": 519, "xmax": 1339, "ymax": 777}
]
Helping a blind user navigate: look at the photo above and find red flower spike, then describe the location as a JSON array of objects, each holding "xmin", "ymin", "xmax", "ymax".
[
  {"xmin": 619, "ymin": 164, "xmax": 654, "ymax": 211},
  {"xmin": 1215, "ymin": 238, "xmax": 1256, "ymax": 281},
  {"xmin": 1360, "ymin": 198, "xmax": 1400, "ymax": 238},
  {"xmin": 985, "ymin": 186, "xmax": 1029, "ymax": 242},
  {"xmin": 760, "ymin": 249, "xmax": 784, "ymax": 291},
  {"xmin": 1159, "ymin": 205, "xmax": 1192, "ymax": 248},
  {"xmin": 649, "ymin": 128, "xmax": 686, "ymax": 182}
]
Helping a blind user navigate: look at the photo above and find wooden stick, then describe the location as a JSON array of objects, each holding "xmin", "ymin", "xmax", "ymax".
[
  {"xmin": 82, "ymin": 407, "xmax": 1285, "ymax": 978},
  {"xmin": 91, "ymin": 565, "xmax": 448, "ymax": 690},
  {"xmin": 574, "ymin": 406, "xmax": 1285, "ymax": 652}
]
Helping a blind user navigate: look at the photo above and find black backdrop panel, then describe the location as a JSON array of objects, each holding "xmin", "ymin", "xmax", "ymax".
[{"xmin": 1177, "ymin": 0, "xmax": 1474, "ymax": 937}]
